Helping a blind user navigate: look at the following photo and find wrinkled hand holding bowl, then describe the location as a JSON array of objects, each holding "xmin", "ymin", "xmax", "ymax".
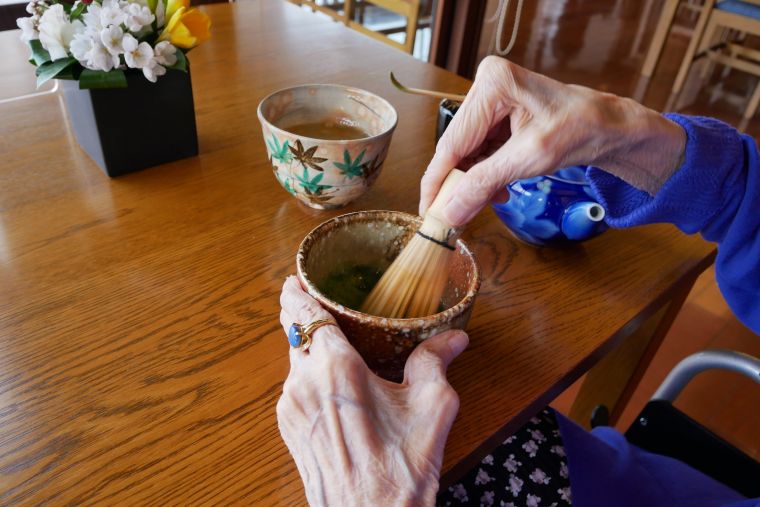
[
  {"xmin": 258, "ymin": 84, "xmax": 397, "ymax": 210},
  {"xmin": 492, "ymin": 166, "xmax": 608, "ymax": 247},
  {"xmin": 296, "ymin": 211, "xmax": 481, "ymax": 382}
]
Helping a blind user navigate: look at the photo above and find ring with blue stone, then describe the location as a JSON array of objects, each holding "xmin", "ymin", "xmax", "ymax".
[{"xmin": 287, "ymin": 319, "xmax": 335, "ymax": 351}]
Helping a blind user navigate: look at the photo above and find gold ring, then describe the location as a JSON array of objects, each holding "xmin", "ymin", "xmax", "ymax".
[{"xmin": 287, "ymin": 319, "xmax": 335, "ymax": 351}]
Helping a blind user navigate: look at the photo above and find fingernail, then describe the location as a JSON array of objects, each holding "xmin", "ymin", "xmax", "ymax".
[
  {"xmin": 442, "ymin": 197, "xmax": 471, "ymax": 227},
  {"xmin": 448, "ymin": 332, "xmax": 469, "ymax": 356}
]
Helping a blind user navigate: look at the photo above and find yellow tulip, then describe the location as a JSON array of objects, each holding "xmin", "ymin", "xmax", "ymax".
[
  {"xmin": 159, "ymin": 5, "xmax": 211, "ymax": 49},
  {"xmin": 165, "ymin": 0, "xmax": 189, "ymax": 24}
]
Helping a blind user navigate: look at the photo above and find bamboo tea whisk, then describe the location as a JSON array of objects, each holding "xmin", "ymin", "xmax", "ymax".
[{"xmin": 361, "ymin": 169, "xmax": 465, "ymax": 318}]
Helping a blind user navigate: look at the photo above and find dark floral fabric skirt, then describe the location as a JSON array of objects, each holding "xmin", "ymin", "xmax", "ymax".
[{"xmin": 437, "ymin": 408, "xmax": 571, "ymax": 506}]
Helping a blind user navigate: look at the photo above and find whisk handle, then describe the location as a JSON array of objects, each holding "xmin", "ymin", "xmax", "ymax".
[
  {"xmin": 426, "ymin": 169, "xmax": 465, "ymax": 223},
  {"xmin": 420, "ymin": 169, "xmax": 466, "ymax": 245}
]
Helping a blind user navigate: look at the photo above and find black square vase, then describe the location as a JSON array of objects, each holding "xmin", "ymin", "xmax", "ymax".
[{"xmin": 62, "ymin": 69, "xmax": 199, "ymax": 177}]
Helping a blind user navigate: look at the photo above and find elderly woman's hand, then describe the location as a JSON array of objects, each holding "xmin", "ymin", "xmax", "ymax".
[
  {"xmin": 277, "ymin": 276, "xmax": 468, "ymax": 506},
  {"xmin": 420, "ymin": 56, "xmax": 686, "ymax": 227}
]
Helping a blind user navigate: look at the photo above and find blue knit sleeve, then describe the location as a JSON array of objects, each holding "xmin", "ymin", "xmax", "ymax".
[{"xmin": 587, "ymin": 114, "xmax": 760, "ymax": 334}]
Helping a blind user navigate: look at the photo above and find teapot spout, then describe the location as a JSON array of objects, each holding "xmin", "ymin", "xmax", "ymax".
[{"xmin": 561, "ymin": 201, "xmax": 606, "ymax": 241}]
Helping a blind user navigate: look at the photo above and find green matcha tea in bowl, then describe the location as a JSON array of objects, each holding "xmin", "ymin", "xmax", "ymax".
[
  {"xmin": 257, "ymin": 84, "xmax": 398, "ymax": 209},
  {"xmin": 296, "ymin": 210, "xmax": 481, "ymax": 382}
]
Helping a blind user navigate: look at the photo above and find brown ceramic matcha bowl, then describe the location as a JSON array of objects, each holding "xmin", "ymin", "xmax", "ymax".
[{"xmin": 296, "ymin": 210, "xmax": 481, "ymax": 382}]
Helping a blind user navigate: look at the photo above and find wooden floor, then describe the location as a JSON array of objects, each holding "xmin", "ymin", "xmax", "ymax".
[
  {"xmin": 501, "ymin": 1, "xmax": 760, "ymax": 459},
  {"xmin": 503, "ymin": 0, "xmax": 760, "ymax": 136}
]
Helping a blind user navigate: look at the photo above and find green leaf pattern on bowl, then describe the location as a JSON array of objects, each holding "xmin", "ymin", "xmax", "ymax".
[
  {"xmin": 333, "ymin": 149, "xmax": 366, "ymax": 179},
  {"xmin": 265, "ymin": 132, "xmax": 388, "ymax": 209}
]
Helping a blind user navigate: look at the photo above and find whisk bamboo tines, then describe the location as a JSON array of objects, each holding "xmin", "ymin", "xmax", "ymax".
[{"xmin": 361, "ymin": 169, "xmax": 465, "ymax": 318}]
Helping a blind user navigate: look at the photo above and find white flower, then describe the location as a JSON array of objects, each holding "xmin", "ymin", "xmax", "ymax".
[
  {"xmin": 153, "ymin": 41, "xmax": 176, "ymax": 66},
  {"xmin": 70, "ymin": 31, "xmax": 118, "ymax": 71},
  {"xmin": 26, "ymin": 0, "xmax": 47, "ymax": 17},
  {"xmin": 38, "ymin": 4, "xmax": 84, "ymax": 60},
  {"xmin": 122, "ymin": 33, "xmax": 153, "ymax": 68},
  {"xmin": 69, "ymin": 30, "xmax": 94, "ymax": 62},
  {"xmin": 154, "ymin": 0, "xmax": 165, "ymax": 28},
  {"xmin": 16, "ymin": 16, "xmax": 38, "ymax": 42},
  {"xmin": 142, "ymin": 60, "xmax": 166, "ymax": 82},
  {"xmin": 88, "ymin": 40, "xmax": 119, "ymax": 71},
  {"xmin": 100, "ymin": 25, "xmax": 124, "ymax": 55},
  {"xmin": 123, "ymin": 2, "xmax": 154, "ymax": 32},
  {"xmin": 82, "ymin": 3, "xmax": 103, "ymax": 33},
  {"xmin": 99, "ymin": 0, "xmax": 126, "ymax": 27}
]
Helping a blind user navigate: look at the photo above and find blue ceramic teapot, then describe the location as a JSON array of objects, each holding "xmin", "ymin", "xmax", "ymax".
[{"xmin": 492, "ymin": 166, "xmax": 608, "ymax": 247}]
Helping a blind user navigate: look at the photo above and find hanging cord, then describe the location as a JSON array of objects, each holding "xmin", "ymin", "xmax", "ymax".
[{"xmin": 491, "ymin": 0, "xmax": 524, "ymax": 56}]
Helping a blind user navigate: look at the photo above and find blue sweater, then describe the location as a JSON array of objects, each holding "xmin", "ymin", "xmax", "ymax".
[{"xmin": 555, "ymin": 115, "xmax": 760, "ymax": 507}]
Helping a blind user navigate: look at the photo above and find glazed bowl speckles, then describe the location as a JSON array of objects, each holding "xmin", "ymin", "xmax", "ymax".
[
  {"xmin": 296, "ymin": 210, "xmax": 481, "ymax": 382},
  {"xmin": 257, "ymin": 84, "xmax": 397, "ymax": 210}
]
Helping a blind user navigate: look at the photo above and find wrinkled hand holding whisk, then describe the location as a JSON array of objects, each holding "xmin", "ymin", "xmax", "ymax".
[{"xmin": 361, "ymin": 169, "xmax": 466, "ymax": 318}]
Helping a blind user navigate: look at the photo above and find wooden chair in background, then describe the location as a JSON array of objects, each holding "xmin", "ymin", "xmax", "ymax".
[
  {"xmin": 673, "ymin": 0, "xmax": 760, "ymax": 123},
  {"xmin": 345, "ymin": 0, "xmax": 422, "ymax": 54},
  {"xmin": 287, "ymin": 0, "xmax": 425, "ymax": 55},
  {"xmin": 640, "ymin": 0, "xmax": 707, "ymax": 78},
  {"xmin": 287, "ymin": 0, "xmax": 347, "ymax": 23}
]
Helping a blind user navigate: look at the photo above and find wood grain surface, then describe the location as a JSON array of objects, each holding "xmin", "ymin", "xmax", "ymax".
[{"xmin": 0, "ymin": 1, "xmax": 715, "ymax": 504}]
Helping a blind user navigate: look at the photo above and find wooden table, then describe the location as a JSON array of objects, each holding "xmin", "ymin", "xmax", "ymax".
[{"xmin": 0, "ymin": 1, "xmax": 715, "ymax": 503}]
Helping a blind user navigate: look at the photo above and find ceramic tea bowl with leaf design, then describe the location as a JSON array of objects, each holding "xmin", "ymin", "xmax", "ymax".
[{"xmin": 257, "ymin": 84, "xmax": 398, "ymax": 210}]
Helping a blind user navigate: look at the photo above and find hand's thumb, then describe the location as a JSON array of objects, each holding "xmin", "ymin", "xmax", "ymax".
[{"xmin": 403, "ymin": 330, "xmax": 469, "ymax": 385}]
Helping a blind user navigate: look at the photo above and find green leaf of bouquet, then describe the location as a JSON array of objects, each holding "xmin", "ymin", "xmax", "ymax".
[
  {"xmin": 169, "ymin": 50, "xmax": 188, "ymax": 72},
  {"xmin": 79, "ymin": 69, "xmax": 129, "ymax": 89},
  {"xmin": 69, "ymin": 2, "xmax": 87, "ymax": 20},
  {"xmin": 55, "ymin": 65, "xmax": 83, "ymax": 81},
  {"xmin": 35, "ymin": 57, "xmax": 77, "ymax": 88},
  {"xmin": 29, "ymin": 40, "xmax": 51, "ymax": 66}
]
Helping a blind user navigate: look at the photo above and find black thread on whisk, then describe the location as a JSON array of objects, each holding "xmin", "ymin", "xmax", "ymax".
[{"xmin": 415, "ymin": 231, "xmax": 455, "ymax": 251}]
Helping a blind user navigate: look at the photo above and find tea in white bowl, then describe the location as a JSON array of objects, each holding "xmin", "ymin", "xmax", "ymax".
[{"xmin": 257, "ymin": 84, "xmax": 397, "ymax": 210}]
